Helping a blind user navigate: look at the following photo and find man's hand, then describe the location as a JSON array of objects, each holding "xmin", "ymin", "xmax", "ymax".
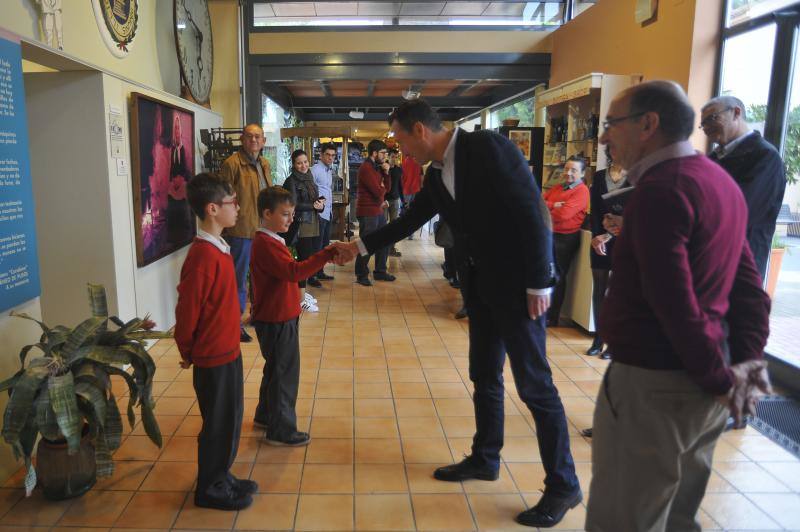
[
  {"xmin": 527, "ymin": 293, "xmax": 550, "ymax": 320},
  {"xmin": 179, "ymin": 359, "xmax": 192, "ymax": 369},
  {"xmin": 313, "ymin": 199, "xmax": 325, "ymax": 210},
  {"xmin": 330, "ymin": 241, "xmax": 359, "ymax": 265},
  {"xmin": 382, "ymin": 200, "xmax": 389, "ymax": 209},
  {"xmin": 591, "ymin": 234, "xmax": 612, "ymax": 256},
  {"xmin": 717, "ymin": 359, "xmax": 772, "ymax": 428},
  {"xmin": 603, "ymin": 214, "xmax": 623, "ymax": 236}
]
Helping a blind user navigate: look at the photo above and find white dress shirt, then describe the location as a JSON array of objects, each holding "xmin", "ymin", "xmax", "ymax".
[
  {"xmin": 196, "ymin": 228, "xmax": 231, "ymax": 255},
  {"xmin": 257, "ymin": 227, "xmax": 286, "ymax": 245}
]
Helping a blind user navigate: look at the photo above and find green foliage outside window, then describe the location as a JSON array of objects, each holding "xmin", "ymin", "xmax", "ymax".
[
  {"xmin": 492, "ymin": 97, "xmax": 535, "ymax": 127},
  {"xmin": 748, "ymin": 104, "xmax": 798, "ymax": 185}
]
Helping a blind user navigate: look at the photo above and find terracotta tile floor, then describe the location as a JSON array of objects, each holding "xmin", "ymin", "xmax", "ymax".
[{"xmin": 1, "ymin": 234, "xmax": 798, "ymax": 531}]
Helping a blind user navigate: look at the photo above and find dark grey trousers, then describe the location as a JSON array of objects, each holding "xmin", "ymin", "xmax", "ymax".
[
  {"xmin": 253, "ymin": 319, "xmax": 300, "ymax": 439},
  {"xmin": 193, "ymin": 356, "xmax": 243, "ymax": 495}
]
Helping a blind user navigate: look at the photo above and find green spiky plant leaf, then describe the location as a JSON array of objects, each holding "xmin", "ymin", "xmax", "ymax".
[{"xmin": 1, "ymin": 284, "xmax": 171, "ymax": 496}]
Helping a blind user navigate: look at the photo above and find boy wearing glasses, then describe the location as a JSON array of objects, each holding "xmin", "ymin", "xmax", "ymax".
[
  {"xmin": 250, "ymin": 186, "xmax": 340, "ymax": 446},
  {"xmin": 175, "ymin": 174, "xmax": 256, "ymax": 511}
]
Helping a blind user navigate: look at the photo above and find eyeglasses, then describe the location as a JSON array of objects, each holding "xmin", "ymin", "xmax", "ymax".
[
  {"xmin": 218, "ymin": 198, "xmax": 239, "ymax": 207},
  {"xmin": 602, "ymin": 112, "xmax": 646, "ymax": 130},
  {"xmin": 699, "ymin": 107, "xmax": 733, "ymax": 129}
]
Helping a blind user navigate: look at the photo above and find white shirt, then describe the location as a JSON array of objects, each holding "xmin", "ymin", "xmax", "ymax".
[
  {"xmin": 714, "ymin": 129, "xmax": 754, "ymax": 159},
  {"xmin": 196, "ymin": 228, "xmax": 230, "ymax": 255},
  {"xmin": 431, "ymin": 128, "xmax": 459, "ymax": 199},
  {"xmin": 626, "ymin": 140, "xmax": 698, "ymax": 186},
  {"xmin": 257, "ymin": 227, "xmax": 285, "ymax": 245}
]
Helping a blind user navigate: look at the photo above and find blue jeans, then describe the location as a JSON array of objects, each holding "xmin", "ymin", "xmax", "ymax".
[
  {"xmin": 227, "ymin": 236, "xmax": 252, "ymax": 314},
  {"xmin": 313, "ymin": 217, "xmax": 332, "ymax": 276},
  {"xmin": 466, "ymin": 272, "xmax": 579, "ymax": 496}
]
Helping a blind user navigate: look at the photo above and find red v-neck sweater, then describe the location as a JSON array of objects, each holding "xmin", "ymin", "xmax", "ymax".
[
  {"xmin": 250, "ymin": 231, "xmax": 336, "ymax": 323},
  {"xmin": 175, "ymin": 239, "xmax": 241, "ymax": 368}
]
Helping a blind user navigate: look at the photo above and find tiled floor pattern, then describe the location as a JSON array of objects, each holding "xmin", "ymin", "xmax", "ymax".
[{"xmin": 1, "ymin": 234, "xmax": 799, "ymax": 531}]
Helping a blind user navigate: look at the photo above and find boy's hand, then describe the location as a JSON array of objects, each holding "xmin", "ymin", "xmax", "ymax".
[
  {"xmin": 179, "ymin": 359, "xmax": 192, "ymax": 369},
  {"xmin": 330, "ymin": 241, "xmax": 359, "ymax": 265}
]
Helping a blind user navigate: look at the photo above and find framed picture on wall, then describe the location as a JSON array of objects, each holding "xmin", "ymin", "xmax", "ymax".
[
  {"xmin": 130, "ymin": 93, "xmax": 196, "ymax": 267},
  {"xmin": 509, "ymin": 129, "xmax": 532, "ymax": 160}
]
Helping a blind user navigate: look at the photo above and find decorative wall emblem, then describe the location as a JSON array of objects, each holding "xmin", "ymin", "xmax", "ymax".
[{"xmin": 91, "ymin": 0, "xmax": 138, "ymax": 58}]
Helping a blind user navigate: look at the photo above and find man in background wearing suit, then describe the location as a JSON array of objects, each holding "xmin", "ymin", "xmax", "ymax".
[
  {"xmin": 333, "ymin": 99, "xmax": 581, "ymax": 528},
  {"xmin": 701, "ymin": 96, "xmax": 786, "ymax": 280}
]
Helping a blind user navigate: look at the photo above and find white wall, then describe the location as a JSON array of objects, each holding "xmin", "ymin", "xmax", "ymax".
[
  {"xmin": 24, "ymin": 69, "xmax": 221, "ymax": 334},
  {"xmin": 101, "ymin": 76, "xmax": 222, "ymax": 331},
  {"xmin": 25, "ymin": 71, "xmax": 120, "ymax": 327}
]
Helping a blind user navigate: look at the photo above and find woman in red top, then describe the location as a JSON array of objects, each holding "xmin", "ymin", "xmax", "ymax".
[{"xmin": 543, "ymin": 156, "xmax": 590, "ymax": 327}]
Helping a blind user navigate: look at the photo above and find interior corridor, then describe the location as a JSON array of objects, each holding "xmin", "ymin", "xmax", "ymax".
[{"xmin": 0, "ymin": 233, "xmax": 797, "ymax": 531}]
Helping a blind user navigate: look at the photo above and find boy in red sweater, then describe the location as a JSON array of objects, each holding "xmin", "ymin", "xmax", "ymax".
[
  {"xmin": 175, "ymin": 174, "xmax": 256, "ymax": 511},
  {"xmin": 250, "ymin": 186, "xmax": 338, "ymax": 446}
]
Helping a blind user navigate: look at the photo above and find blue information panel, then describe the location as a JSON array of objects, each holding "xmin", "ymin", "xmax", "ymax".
[{"xmin": 0, "ymin": 35, "xmax": 40, "ymax": 312}]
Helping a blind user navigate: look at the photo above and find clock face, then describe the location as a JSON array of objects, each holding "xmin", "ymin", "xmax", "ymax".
[{"xmin": 174, "ymin": 0, "xmax": 214, "ymax": 104}]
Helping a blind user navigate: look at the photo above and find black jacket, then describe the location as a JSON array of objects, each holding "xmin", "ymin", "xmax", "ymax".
[
  {"xmin": 282, "ymin": 171, "xmax": 320, "ymax": 225},
  {"xmin": 362, "ymin": 129, "xmax": 555, "ymax": 315},
  {"xmin": 709, "ymin": 131, "xmax": 786, "ymax": 278},
  {"xmin": 589, "ymin": 169, "xmax": 630, "ymax": 271}
]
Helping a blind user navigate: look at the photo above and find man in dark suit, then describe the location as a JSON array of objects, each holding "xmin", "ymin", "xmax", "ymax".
[
  {"xmin": 701, "ymin": 96, "xmax": 787, "ymax": 279},
  {"xmin": 333, "ymin": 99, "xmax": 581, "ymax": 528}
]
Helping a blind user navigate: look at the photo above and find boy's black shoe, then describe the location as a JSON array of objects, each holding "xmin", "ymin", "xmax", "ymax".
[
  {"xmin": 600, "ymin": 350, "xmax": 612, "ymax": 360},
  {"xmin": 433, "ymin": 456, "xmax": 499, "ymax": 482},
  {"xmin": 515, "ymin": 489, "xmax": 583, "ymax": 528},
  {"xmin": 195, "ymin": 481, "xmax": 253, "ymax": 511},
  {"xmin": 356, "ymin": 277, "xmax": 373, "ymax": 287},
  {"xmin": 307, "ymin": 277, "xmax": 323, "ymax": 288},
  {"xmin": 373, "ymin": 272, "xmax": 396, "ymax": 282},
  {"xmin": 449, "ymin": 277, "xmax": 461, "ymax": 289},
  {"xmin": 240, "ymin": 327, "xmax": 253, "ymax": 343},
  {"xmin": 266, "ymin": 431, "xmax": 311, "ymax": 447},
  {"xmin": 227, "ymin": 473, "xmax": 258, "ymax": 495},
  {"xmin": 454, "ymin": 307, "xmax": 467, "ymax": 320},
  {"xmin": 317, "ymin": 272, "xmax": 335, "ymax": 280}
]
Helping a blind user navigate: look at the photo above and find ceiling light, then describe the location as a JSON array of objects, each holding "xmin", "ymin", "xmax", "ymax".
[
  {"xmin": 402, "ymin": 89, "xmax": 420, "ymax": 100},
  {"xmin": 349, "ymin": 110, "xmax": 365, "ymax": 119}
]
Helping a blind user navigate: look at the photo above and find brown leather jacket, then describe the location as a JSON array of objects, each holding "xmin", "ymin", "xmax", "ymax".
[{"xmin": 218, "ymin": 150, "xmax": 272, "ymax": 239}]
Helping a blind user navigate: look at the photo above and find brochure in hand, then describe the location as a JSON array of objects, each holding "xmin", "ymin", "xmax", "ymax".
[{"xmin": 601, "ymin": 185, "xmax": 634, "ymax": 216}]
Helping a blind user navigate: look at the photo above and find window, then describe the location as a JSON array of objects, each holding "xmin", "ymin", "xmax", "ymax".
[
  {"xmin": 719, "ymin": 24, "xmax": 776, "ymax": 131},
  {"xmin": 490, "ymin": 95, "xmax": 535, "ymax": 129},
  {"xmin": 261, "ymin": 95, "xmax": 292, "ymax": 183},
  {"xmin": 718, "ymin": 1, "xmax": 800, "ymax": 375},
  {"xmin": 727, "ymin": 0, "xmax": 799, "ymax": 26},
  {"xmin": 250, "ymin": 1, "xmax": 573, "ymax": 30}
]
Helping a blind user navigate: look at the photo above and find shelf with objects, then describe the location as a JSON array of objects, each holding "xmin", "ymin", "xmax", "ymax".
[
  {"xmin": 536, "ymin": 73, "xmax": 641, "ymax": 332},
  {"xmin": 280, "ymin": 126, "xmax": 356, "ymax": 241}
]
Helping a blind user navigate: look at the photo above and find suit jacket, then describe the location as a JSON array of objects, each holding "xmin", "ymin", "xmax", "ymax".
[
  {"xmin": 709, "ymin": 131, "xmax": 786, "ymax": 278},
  {"xmin": 361, "ymin": 129, "xmax": 555, "ymax": 315}
]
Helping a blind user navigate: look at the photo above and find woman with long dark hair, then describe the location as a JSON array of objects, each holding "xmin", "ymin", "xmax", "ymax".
[{"xmin": 282, "ymin": 150, "xmax": 325, "ymax": 299}]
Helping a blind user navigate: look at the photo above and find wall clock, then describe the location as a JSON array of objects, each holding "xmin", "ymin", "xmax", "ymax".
[
  {"xmin": 91, "ymin": 0, "xmax": 138, "ymax": 58},
  {"xmin": 174, "ymin": 0, "xmax": 214, "ymax": 106}
]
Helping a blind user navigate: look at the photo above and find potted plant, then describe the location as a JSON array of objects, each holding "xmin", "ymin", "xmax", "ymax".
[
  {"xmin": 766, "ymin": 234, "xmax": 787, "ymax": 298},
  {"xmin": 0, "ymin": 284, "xmax": 170, "ymax": 500}
]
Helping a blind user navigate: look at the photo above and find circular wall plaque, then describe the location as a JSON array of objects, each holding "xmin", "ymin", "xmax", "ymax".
[{"xmin": 91, "ymin": 0, "xmax": 139, "ymax": 58}]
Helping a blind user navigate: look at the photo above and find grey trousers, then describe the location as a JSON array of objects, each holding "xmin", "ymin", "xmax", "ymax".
[{"xmin": 585, "ymin": 362, "xmax": 728, "ymax": 532}]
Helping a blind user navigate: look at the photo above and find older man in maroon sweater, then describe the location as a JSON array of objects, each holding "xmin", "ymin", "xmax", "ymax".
[{"xmin": 585, "ymin": 81, "xmax": 772, "ymax": 532}]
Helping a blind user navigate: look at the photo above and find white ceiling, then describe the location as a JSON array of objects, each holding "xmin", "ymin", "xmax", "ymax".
[{"xmin": 253, "ymin": 1, "xmax": 554, "ymax": 18}]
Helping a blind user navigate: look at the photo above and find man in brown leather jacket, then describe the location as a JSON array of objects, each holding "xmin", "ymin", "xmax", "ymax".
[{"xmin": 218, "ymin": 123, "xmax": 272, "ymax": 342}]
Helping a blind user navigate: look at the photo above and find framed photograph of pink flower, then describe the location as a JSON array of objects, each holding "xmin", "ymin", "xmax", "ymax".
[{"xmin": 131, "ymin": 93, "xmax": 196, "ymax": 267}]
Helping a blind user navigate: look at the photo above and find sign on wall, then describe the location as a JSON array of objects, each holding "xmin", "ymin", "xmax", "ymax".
[{"xmin": 0, "ymin": 33, "xmax": 41, "ymax": 312}]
